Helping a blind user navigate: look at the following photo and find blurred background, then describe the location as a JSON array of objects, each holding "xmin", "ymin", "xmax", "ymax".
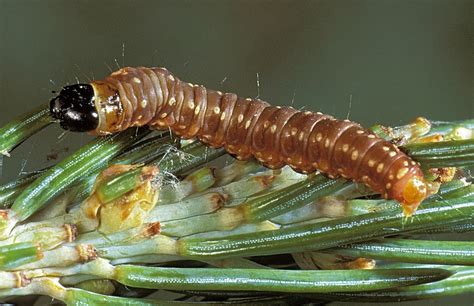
[{"xmin": 0, "ymin": 0, "xmax": 473, "ymax": 304}]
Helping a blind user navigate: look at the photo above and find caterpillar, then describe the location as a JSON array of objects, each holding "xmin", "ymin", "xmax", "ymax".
[{"xmin": 50, "ymin": 66, "xmax": 428, "ymax": 216}]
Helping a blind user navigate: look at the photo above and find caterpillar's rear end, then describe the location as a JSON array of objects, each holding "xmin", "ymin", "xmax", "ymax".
[{"xmin": 50, "ymin": 66, "xmax": 429, "ymax": 216}]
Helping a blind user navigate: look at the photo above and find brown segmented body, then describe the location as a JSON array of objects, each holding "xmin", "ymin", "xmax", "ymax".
[{"xmin": 90, "ymin": 66, "xmax": 428, "ymax": 214}]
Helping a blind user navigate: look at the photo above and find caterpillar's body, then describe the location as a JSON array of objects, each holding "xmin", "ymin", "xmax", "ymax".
[{"xmin": 50, "ymin": 66, "xmax": 428, "ymax": 215}]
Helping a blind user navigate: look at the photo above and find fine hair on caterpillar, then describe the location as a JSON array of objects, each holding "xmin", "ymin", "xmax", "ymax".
[
  {"xmin": 155, "ymin": 144, "xmax": 195, "ymax": 186},
  {"xmin": 50, "ymin": 66, "xmax": 429, "ymax": 216}
]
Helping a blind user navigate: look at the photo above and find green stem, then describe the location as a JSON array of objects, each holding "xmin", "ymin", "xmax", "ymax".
[
  {"xmin": 0, "ymin": 104, "xmax": 52, "ymax": 156},
  {"xmin": 115, "ymin": 265, "xmax": 449, "ymax": 293},
  {"xmin": 180, "ymin": 196, "xmax": 474, "ymax": 259},
  {"xmin": 312, "ymin": 265, "xmax": 474, "ymax": 302},
  {"xmin": 403, "ymin": 139, "xmax": 474, "ymax": 168},
  {"xmin": 335, "ymin": 239, "xmax": 474, "ymax": 265},
  {"xmin": 415, "ymin": 220, "xmax": 474, "ymax": 234},
  {"xmin": 433, "ymin": 179, "xmax": 471, "ymax": 196},
  {"xmin": 440, "ymin": 184, "xmax": 474, "ymax": 199},
  {"xmin": 0, "ymin": 170, "xmax": 45, "ymax": 208},
  {"xmin": 339, "ymin": 181, "xmax": 473, "ymax": 217},
  {"xmin": 0, "ymin": 242, "xmax": 41, "ymax": 269},
  {"xmin": 429, "ymin": 119, "xmax": 474, "ymax": 136},
  {"xmin": 95, "ymin": 167, "xmax": 144, "ymax": 203}
]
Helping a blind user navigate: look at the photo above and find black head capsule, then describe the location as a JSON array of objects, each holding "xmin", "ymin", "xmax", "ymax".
[{"xmin": 50, "ymin": 84, "xmax": 99, "ymax": 132}]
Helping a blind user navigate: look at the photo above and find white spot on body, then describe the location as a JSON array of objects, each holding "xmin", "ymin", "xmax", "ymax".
[
  {"xmin": 298, "ymin": 131, "xmax": 304, "ymax": 141},
  {"xmin": 351, "ymin": 150, "xmax": 359, "ymax": 160},
  {"xmin": 245, "ymin": 120, "xmax": 251, "ymax": 129},
  {"xmin": 397, "ymin": 167, "xmax": 409, "ymax": 179}
]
